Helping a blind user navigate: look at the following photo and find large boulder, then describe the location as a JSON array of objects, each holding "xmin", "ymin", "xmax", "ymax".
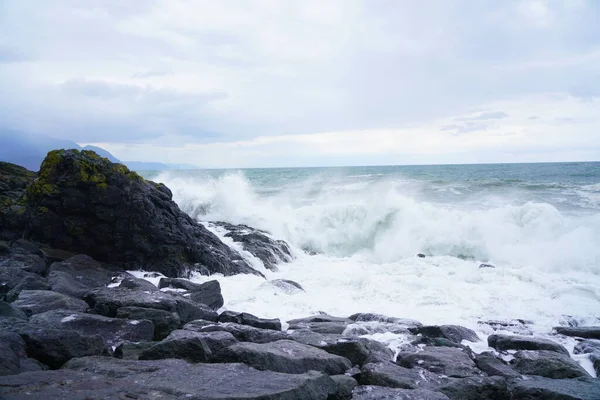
[
  {"xmin": 0, "ymin": 300, "xmax": 27, "ymax": 320},
  {"xmin": 116, "ymin": 306, "xmax": 180, "ymax": 340},
  {"xmin": 438, "ymin": 376, "xmax": 510, "ymax": 400},
  {"xmin": 555, "ymin": 326, "xmax": 600, "ymax": 339},
  {"xmin": 321, "ymin": 338, "xmax": 394, "ymax": 366},
  {"xmin": 218, "ymin": 310, "xmax": 282, "ymax": 331},
  {"xmin": 212, "ymin": 339, "xmax": 352, "ymax": 375},
  {"xmin": 509, "ymin": 376, "xmax": 600, "ymax": 400},
  {"xmin": 23, "ymin": 149, "xmax": 260, "ymax": 278},
  {"xmin": 488, "ymin": 334, "xmax": 568, "ymax": 355},
  {"xmin": 3, "ymin": 274, "xmax": 50, "ymax": 302},
  {"xmin": 139, "ymin": 330, "xmax": 237, "ymax": 362},
  {"xmin": 0, "ymin": 162, "xmax": 36, "ymax": 240},
  {"xmin": 357, "ymin": 362, "xmax": 437, "ymax": 389},
  {"xmin": 509, "ymin": 350, "xmax": 590, "ymax": 379},
  {"xmin": 47, "ymin": 255, "xmax": 121, "ymax": 299},
  {"xmin": 29, "ymin": 310, "xmax": 154, "ymax": 346},
  {"xmin": 351, "ymin": 386, "xmax": 450, "ymax": 400},
  {"xmin": 397, "ymin": 347, "xmax": 479, "ymax": 378},
  {"xmin": 188, "ymin": 280, "xmax": 224, "ymax": 310},
  {"xmin": 194, "ymin": 322, "xmax": 289, "ymax": 343},
  {"xmin": 12, "ymin": 290, "xmax": 88, "ymax": 316},
  {"xmin": 409, "ymin": 325, "xmax": 480, "ymax": 344},
  {"xmin": 474, "ymin": 352, "xmax": 520, "ymax": 378},
  {"xmin": 211, "ymin": 222, "xmax": 293, "ymax": 271}
]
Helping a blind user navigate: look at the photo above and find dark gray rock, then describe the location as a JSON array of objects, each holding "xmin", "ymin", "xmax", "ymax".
[
  {"xmin": 411, "ymin": 336, "xmax": 466, "ymax": 348},
  {"xmin": 289, "ymin": 321, "xmax": 350, "ymax": 334},
  {"xmin": 0, "ymin": 333, "xmax": 26, "ymax": 376},
  {"xmin": 287, "ymin": 329, "xmax": 342, "ymax": 348},
  {"xmin": 47, "ymin": 255, "xmax": 120, "ymax": 298},
  {"xmin": 289, "ymin": 314, "xmax": 353, "ymax": 324},
  {"xmin": 12, "ymin": 290, "xmax": 88, "ymax": 316},
  {"xmin": 30, "ymin": 309, "xmax": 154, "ymax": 346},
  {"xmin": 113, "ymin": 341, "xmax": 157, "ymax": 360},
  {"xmin": 510, "ymin": 350, "xmax": 590, "ymax": 379},
  {"xmin": 409, "ymin": 325, "xmax": 480, "ymax": 343},
  {"xmin": 139, "ymin": 333, "xmax": 213, "ymax": 363},
  {"xmin": 555, "ymin": 326, "xmax": 600, "ymax": 339},
  {"xmin": 182, "ymin": 319, "xmax": 219, "ymax": 331},
  {"xmin": 212, "ymin": 222, "xmax": 293, "ymax": 271},
  {"xmin": 488, "ymin": 334, "xmax": 569, "ymax": 355},
  {"xmin": 18, "ymin": 326, "xmax": 109, "ymax": 369},
  {"xmin": 213, "ymin": 339, "xmax": 352, "ymax": 375},
  {"xmin": 175, "ymin": 297, "xmax": 218, "ymax": 323},
  {"xmin": 352, "ymin": 386, "xmax": 450, "ymax": 400},
  {"xmin": 199, "ymin": 322, "xmax": 289, "ymax": 343},
  {"xmin": 0, "ymin": 253, "xmax": 46, "ymax": 275},
  {"xmin": 0, "ymin": 268, "xmax": 42, "ymax": 301},
  {"xmin": 349, "ymin": 313, "xmax": 423, "ymax": 328},
  {"xmin": 509, "ymin": 376, "xmax": 600, "ymax": 400},
  {"xmin": 397, "ymin": 347, "xmax": 479, "ymax": 378},
  {"xmin": 188, "ymin": 280, "xmax": 224, "ymax": 310},
  {"xmin": 116, "ymin": 306, "xmax": 180, "ymax": 340},
  {"xmin": 574, "ymin": 339, "xmax": 600, "ymax": 354},
  {"xmin": 261, "ymin": 279, "xmax": 305, "ymax": 294},
  {"xmin": 474, "ymin": 351, "xmax": 521, "ymax": 378},
  {"xmin": 5, "ymin": 275, "xmax": 50, "ymax": 302},
  {"xmin": 158, "ymin": 277, "xmax": 204, "ymax": 291},
  {"xmin": 63, "ymin": 356, "xmax": 339, "ymax": 399},
  {"xmin": 119, "ymin": 276, "xmax": 159, "ymax": 292},
  {"xmin": 438, "ymin": 376, "xmax": 510, "ymax": 400},
  {"xmin": 165, "ymin": 330, "xmax": 238, "ymax": 354},
  {"xmin": 84, "ymin": 287, "xmax": 178, "ymax": 317},
  {"xmin": 219, "ymin": 310, "xmax": 282, "ymax": 331},
  {"xmin": 0, "ymin": 300, "xmax": 27, "ymax": 319},
  {"xmin": 322, "ymin": 338, "xmax": 394, "ymax": 366},
  {"xmin": 478, "ymin": 319, "xmax": 533, "ymax": 335},
  {"xmin": 358, "ymin": 362, "xmax": 436, "ymax": 389},
  {"xmin": 24, "ymin": 149, "xmax": 261, "ymax": 278},
  {"xmin": 330, "ymin": 375, "xmax": 357, "ymax": 400},
  {"xmin": 589, "ymin": 352, "xmax": 600, "ymax": 376}
]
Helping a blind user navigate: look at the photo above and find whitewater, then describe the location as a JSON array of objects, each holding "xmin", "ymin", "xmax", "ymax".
[{"xmin": 142, "ymin": 162, "xmax": 600, "ymax": 367}]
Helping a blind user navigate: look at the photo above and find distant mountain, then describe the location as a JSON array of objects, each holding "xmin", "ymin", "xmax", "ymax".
[
  {"xmin": 82, "ymin": 145, "xmax": 121, "ymax": 163},
  {"xmin": 0, "ymin": 130, "xmax": 81, "ymax": 171},
  {"xmin": 0, "ymin": 131, "xmax": 199, "ymax": 172}
]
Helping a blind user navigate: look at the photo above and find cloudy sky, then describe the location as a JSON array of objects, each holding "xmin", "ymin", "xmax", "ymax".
[{"xmin": 1, "ymin": 0, "xmax": 599, "ymax": 167}]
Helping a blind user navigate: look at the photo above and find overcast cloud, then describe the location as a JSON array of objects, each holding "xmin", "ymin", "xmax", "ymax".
[{"xmin": 0, "ymin": 0, "xmax": 599, "ymax": 167}]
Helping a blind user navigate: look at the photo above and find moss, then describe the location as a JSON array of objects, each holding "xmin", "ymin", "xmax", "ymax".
[
  {"xmin": 38, "ymin": 206, "xmax": 49, "ymax": 213},
  {"xmin": 97, "ymin": 182, "xmax": 108, "ymax": 190}
]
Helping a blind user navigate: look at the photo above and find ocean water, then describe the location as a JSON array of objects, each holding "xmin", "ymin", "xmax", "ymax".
[{"xmin": 142, "ymin": 162, "xmax": 600, "ymax": 364}]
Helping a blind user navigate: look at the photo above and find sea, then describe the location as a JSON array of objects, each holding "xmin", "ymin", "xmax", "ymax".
[{"xmin": 141, "ymin": 162, "xmax": 600, "ymax": 368}]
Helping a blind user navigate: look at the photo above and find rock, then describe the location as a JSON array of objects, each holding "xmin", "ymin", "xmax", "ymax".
[
  {"xmin": 12, "ymin": 290, "xmax": 88, "ymax": 316},
  {"xmin": 0, "ymin": 268, "xmax": 40, "ymax": 301},
  {"xmin": 330, "ymin": 374, "xmax": 357, "ymax": 400},
  {"xmin": 0, "ymin": 332, "xmax": 27, "ymax": 376},
  {"xmin": 212, "ymin": 221, "xmax": 293, "ymax": 271},
  {"xmin": 261, "ymin": 279, "xmax": 305, "ymax": 294},
  {"xmin": 289, "ymin": 321, "xmax": 350, "ymax": 334},
  {"xmin": 417, "ymin": 253, "xmax": 426, "ymax": 258},
  {"xmin": 358, "ymin": 362, "xmax": 435, "ymax": 389},
  {"xmin": 113, "ymin": 341, "xmax": 157, "ymax": 360},
  {"xmin": 116, "ymin": 306, "xmax": 180, "ymax": 340},
  {"xmin": 589, "ymin": 352, "xmax": 600, "ymax": 376},
  {"xmin": 438, "ymin": 376, "xmax": 510, "ymax": 400},
  {"xmin": 4, "ymin": 275, "xmax": 51, "ymax": 302},
  {"xmin": 0, "ymin": 369, "xmax": 179, "ymax": 400},
  {"xmin": 175, "ymin": 297, "xmax": 218, "ymax": 323},
  {"xmin": 0, "ymin": 300, "xmax": 27, "ymax": 319},
  {"xmin": 352, "ymin": 386, "xmax": 450, "ymax": 400},
  {"xmin": 0, "ymin": 162, "xmax": 36, "ymax": 240},
  {"xmin": 509, "ymin": 376, "xmax": 600, "ymax": 400},
  {"xmin": 574, "ymin": 339, "xmax": 600, "ymax": 354},
  {"xmin": 321, "ymin": 338, "xmax": 394, "ymax": 366},
  {"xmin": 18, "ymin": 326, "xmax": 109, "ymax": 368},
  {"xmin": 477, "ymin": 319, "xmax": 533, "ymax": 335},
  {"xmin": 63, "ymin": 356, "xmax": 340, "ymax": 399},
  {"xmin": 166, "ymin": 330, "xmax": 238, "ymax": 353},
  {"xmin": 188, "ymin": 280, "xmax": 224, "ymax": 310},
  {"xmin": 510, "ymin": 350, "xmax": 590, "ymax": 379},
  {"xmin": 474, "ymin": 351, "xmax": 520, "ymax": 378},
  {"xmin": 409, "ymin": 325, "xmax": 480, "ymax": 343},
  {"xmin": 397, "ymin": 347, "xmax": 479, "ymax": 378},
  {"xmin": 83, "ymin": 287, "xmax": 177, "ymax": 317},
  {"xmin": 182, "ymin": 319, "xmax": 218, "ymax": 331},
  {"xmin": 23, "ymin": 149, "xmax": 261, "ymax": 278},
  {"xmin": 219, "ymin": 310, "xmax": 282, "ymax": 331},
  {"xmin": 289, "ymin": 314, "xmax": 353, "ymax": 324},
  {"xmin": 139, "ymin": 333, "xmax": 213, "ymax": 363},
  {"xmin": 0, "ymin": 253, "xmax": 47, "ymax": 275},
  {"xmin": 487, "ymin": 334, "xmax": 569, "ymax": 355},
  {"xmin": 199, "ymin": 322, "xmax": 289, "ymax": 343},
  {"xmin": 411, "ymin": 337, "xmax": 466, "ymax": 348},
  {"xmin": 119, "ymin": 276, "xmax": 159, "ymax": 292},
  {"xmin": 213, "ymin": 339, "xmax": 352, "ymax": 375},
  {"xmin": 555, "ymin": 326, "xmax": 600, "ymax": 339},
  {"xmin": 29, "ymin": 309, "xmax": 154, "ymax": 346},
  {"xmin": 349, "ymin": 313, "xmax": 423, "ymax": 328},
  {"xmin": 479, "ymin": 263, "xmax": 495, "ymax": 268},
  {"xmin": 287, "ymin": 329, "xmax": 342, "ymax": 347},
  {"xmin": 158, "ymin": 277, "xmax": 204, "ymax": 291},
  {"xmin": 47, "ymin": 255, "xmax": 121, "ymax": 299}
]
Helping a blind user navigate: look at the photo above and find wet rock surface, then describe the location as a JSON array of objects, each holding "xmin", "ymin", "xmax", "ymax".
[
  {"xmin": 488, "ymin": 333, "xmax": 569, "ymax": 355},
  {"xmin": 219, "ymin": 310, "xmax": 282, "ymax": 331},
  {"xmin": 397, "ymin": 347, "xmax": 480, "ymax": 378}
]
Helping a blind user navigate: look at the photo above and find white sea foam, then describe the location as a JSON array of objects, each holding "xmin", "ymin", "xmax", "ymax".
[{"xmin": 150, "ymin": 169, "xmax": 600, "ymax": 375}]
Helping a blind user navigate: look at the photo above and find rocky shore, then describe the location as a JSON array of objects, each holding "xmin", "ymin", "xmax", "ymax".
[{"xmin": 1, "ymin": 150, "xmax": 600, "ymax": 399}]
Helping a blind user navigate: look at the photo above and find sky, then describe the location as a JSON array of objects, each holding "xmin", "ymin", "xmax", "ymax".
[{"xmin": 0, "ymin": 0, "xmax": 599, "ymax": 168}]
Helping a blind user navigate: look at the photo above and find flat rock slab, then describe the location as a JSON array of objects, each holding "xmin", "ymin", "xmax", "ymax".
[
  {"xmin": 474, "ymin": 352, "xmax": 520, "ymax": 378},
  {"xmin": 555, "ymin": 326, "xmax": 600, "ymax": 340},
  {"xmin": 30, "ymin": 309, "xmax": 154, "ymax": 346},
  {"xmin": 409, "ymin": 325, "xmax": 480, "ymax": 343},
  {"xmin": 289, "ymin": 321, "xmax": 350, "ymax": 335},
  {"xmin": 397, "ymin": 347, "xmax": 479, "ymax": 378},
  {"xmin": 62, "ymin": 356, "xmax": 339, "ymax": 399},
  {"xmin": 287, "ymin": 329, "xmax": 342, "ymax": 348},
  {"xmin": 288, "ymin": 315, "xmax": 353, "ymax": 324},
  {"xmin": 0, "ymin": 300, "xmax": 27, "ymax": 320},
  {"xmin": 322, "ymin": 338, "xmax": 394, "ymax": 366},
  {"xmin": 139, "ymin": 330, "xmax": 238, "ymax": 362},
  {"xmin": 358, "ymin": 362, "xmax": 443, "ymax": 390},
  {"xmin": 510, "ymin": 350, "xmax": 590, "ymax": 379},
  {"xmin": 438, "ymin": 376, "xmax": 510, "ymax": 400},
  {"xmin": 12, "ymin": 290, "xmax": 88, "ymax": 316},
  {"xmin": 116, "ymin": 306, "xmax": 180, "ymax": 340},
  {"xmin": 488, "ymin": 334, "xmax": 569, "ymax": 355},
  {"xmin": 84, "ymin": 287, "xmax": 178, "ymax": 316},
  {"xmin": 509, "ymin": 376, "xmax": 600, "ymax": 400},
  {"xmin": 219, "ymin": 310, "xmax": 282, "ymax": 331},
  {"xmin": 199, "ymin": 322, "xmax": 289, "ymax": 343},
  {"xmin": 352, "ymin": 385, "xmax": 450, "ymax": 400},
  {"xmin": 213, "ymin": 339, "xmax": 352, "ymax": 375},
  {"xmin": 48, "ymin": 255, "xmax": 119, "ymax": 299}
]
